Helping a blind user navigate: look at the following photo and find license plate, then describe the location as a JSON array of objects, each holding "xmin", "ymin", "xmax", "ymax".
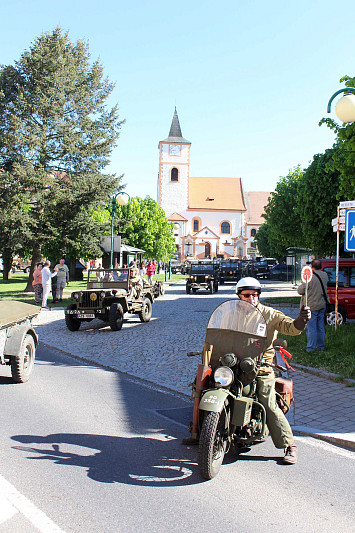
[{"xmin": 78, "ymin": 313, "xmax": 95, "ymax": 319}]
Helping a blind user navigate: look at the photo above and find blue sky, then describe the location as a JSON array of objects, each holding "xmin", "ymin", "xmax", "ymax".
[{"xmin": 1, "ymin": 0, "xmax": 354, "ymax": 199}]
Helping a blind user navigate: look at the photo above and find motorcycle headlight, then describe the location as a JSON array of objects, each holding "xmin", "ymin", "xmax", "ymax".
[{"xmin": 214, "ymin": 366, "xmax": 234, "ymax": 388}]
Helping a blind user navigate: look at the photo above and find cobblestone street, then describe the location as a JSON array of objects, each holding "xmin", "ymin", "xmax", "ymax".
[{"xmin": 34, "ymin": 280, "xmax": 355, "ymax": 448}]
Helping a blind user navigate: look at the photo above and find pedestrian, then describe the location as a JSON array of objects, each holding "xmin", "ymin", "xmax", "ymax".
[
  {"xmin": 146, "ymin": 260, "xmax": 156, "ymax": 284},
  {"xmin": 236, "ymin": 277, "xmax": 311, "ymax": 464},
  {"xmin": 32, "ymin": 263, "xmax": 43, "ymax": 304},
  {"xmin": 297, "ymin": 259, "xmax": 328, "ymax": 352},
  {"xmin": 41, "ymin": 261, "xmax": 58, "ymax": 308},
  {"xmin": 54, "ymin": 258, "xmax": 69, "ymax": 302}
]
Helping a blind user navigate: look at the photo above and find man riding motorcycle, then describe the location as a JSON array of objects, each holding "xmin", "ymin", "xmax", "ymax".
[{"xmin": 235, "ymin": 277, "xmax": 311, "ymax": 464}]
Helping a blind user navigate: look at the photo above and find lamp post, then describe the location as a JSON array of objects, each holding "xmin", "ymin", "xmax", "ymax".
[
  {"xmin": 327, "ymin": 87, "xmax": 355, "ymax": 328},
  {"xmin": 110, "ymin": 191, "xmax": 130, "ymax": 269}
]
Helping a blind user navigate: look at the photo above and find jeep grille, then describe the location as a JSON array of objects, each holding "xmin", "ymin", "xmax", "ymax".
[{"xmin": 79, "ymin": 292, "xmax": 101, "ymax": 308}]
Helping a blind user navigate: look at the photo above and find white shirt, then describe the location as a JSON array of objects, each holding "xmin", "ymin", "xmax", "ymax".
[{"xmin": 42, "ymin": 266, "xmax": 57, "ymax": 285}]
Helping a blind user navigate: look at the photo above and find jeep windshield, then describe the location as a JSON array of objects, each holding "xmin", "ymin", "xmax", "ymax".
[
  {"xmin": 190, "ymin": 264, "xmax": 214, "ymax": 272},
  {"xmin": 88, "ymin": 269, "xmax": 129, "ymax": 283}
]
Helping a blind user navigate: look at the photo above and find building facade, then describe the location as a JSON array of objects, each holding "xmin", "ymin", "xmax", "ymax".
[{"xmin": 158, "ymin": 109, "xmax": 270, "ymax": 259}]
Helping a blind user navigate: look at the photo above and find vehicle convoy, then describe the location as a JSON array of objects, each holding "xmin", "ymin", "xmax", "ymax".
[
  {"xmin": 185, "ymin": 261, "xmax": 219, "ymax": 294},
  {"xmin": 65, "ymin": 268, "xmax": 156, "ymax": 332},
  {"xmin": 186, "ymin": 299, "xmax": 293, "ymax": 480},
  {"xmin": 0, "ymin": 301, "xmax": 39, "ymax": 383}
]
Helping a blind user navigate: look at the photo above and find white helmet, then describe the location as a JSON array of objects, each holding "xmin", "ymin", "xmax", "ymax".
[{"xmin": 235, "ymin": 277, "xmax": 261, "ymax": 295}]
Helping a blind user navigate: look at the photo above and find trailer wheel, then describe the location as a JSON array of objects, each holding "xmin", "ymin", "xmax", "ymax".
[{"xmin": 11, "ymin": 334, "xmax": 36, "ymax": 383}]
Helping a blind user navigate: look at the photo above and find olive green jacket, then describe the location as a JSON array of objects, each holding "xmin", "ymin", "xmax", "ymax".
[{"xmin": 256, "ymin": 302, "xmax": 302, "ymax": 363}]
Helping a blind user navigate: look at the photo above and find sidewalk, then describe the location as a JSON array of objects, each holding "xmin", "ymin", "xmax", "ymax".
[{"xmin": 33, "ymin": 280, "xmax": 355, "ymax": 451}]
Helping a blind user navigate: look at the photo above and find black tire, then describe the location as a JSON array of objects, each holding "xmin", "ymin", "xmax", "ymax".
[
  {"xmin": 198, "ymin": 410, "xmax": 228, "ymax": 480},
  {"xmin": 24, "ymin": 267, "xmax": 30, "ymax": 274},
  {"xmin": 186, "ymin": 283, "xmax": 191, "ymax": 294},
  {"xmin": 109, "ymin": 303, "xmax": 124, "ymax": 331},
  {"xmin": 325, "ymin": 308, "xmax": 346, "ymax": 326},
  {"xmin": 65, "ymin": 304, "xmax": 81, "ymax": 331},
  {"xmin": 11, "ymin": 334, "xmax": 36, "ymax": 383},
  {"xmin": 138, "ymin": 298, "xmax": 152, "ymax": 323},
  {"xmin": 209, "ymin": 281, "xmax": 214, "ymax": 294}
]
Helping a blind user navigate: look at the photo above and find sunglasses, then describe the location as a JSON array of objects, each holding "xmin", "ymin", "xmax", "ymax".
[{"xmin": 239, "ymin": 292, "xmax": 259, "ymax": 298}]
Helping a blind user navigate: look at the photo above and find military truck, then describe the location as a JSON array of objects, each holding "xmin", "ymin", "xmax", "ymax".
[
  {"xmin": 218, "ymin": 259, "xmax": 242, "ymax": 284},
  {"xmin": 0, "ymin": 301, "xmax": 39, "ymax": 382},
  {"xmin": 65, "ymin": 268, "xmax": 155, "ymax": 332},
  {"xmin": 185, "ymin": 261, "xmax": 219, "ymax": 294}
]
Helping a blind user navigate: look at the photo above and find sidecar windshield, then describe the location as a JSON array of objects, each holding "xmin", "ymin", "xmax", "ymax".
[{"xmin": 205, "ymin": 299, "xmax": 268, "ymax": 367}]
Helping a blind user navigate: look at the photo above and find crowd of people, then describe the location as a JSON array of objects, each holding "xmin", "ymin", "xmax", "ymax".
[{"xmin": 32, "ymin": 258, "xmax": 69, "ymax": 308}]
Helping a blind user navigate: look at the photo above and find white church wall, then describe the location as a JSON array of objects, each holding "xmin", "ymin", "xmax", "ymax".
[{"xmin": 185, "ymin": 210, "xmax": 244, "ymax": 237}]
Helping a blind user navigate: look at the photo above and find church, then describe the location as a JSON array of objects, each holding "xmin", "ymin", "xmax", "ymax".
[{"xmin": 157, "ymin": 109, "xmax": 271, "ymax": 260}]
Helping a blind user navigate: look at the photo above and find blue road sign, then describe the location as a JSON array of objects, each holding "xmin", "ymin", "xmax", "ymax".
[{"xmin": 345, "ymin": 209, "xmax": 355, "ymax": 252}]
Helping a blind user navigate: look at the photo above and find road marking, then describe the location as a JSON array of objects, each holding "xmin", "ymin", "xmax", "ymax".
[
  {"xmin": 295, "ymin": 436, "xmax": 355, "ymax": 459},
  {"xmin": 0, "ymin": 473, "xmax": 66, "ymax": 532}
]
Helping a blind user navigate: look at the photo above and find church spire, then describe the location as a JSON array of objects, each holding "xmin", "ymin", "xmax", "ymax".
[{"xmin": 161, "ymin": 107, "xmax": 190, "ymax": 143}]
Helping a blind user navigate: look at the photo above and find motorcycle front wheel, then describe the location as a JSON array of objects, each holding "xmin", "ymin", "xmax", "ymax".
[{"xmin": 198, "ymin": 410, "xmax": 229, "ymax": 480}]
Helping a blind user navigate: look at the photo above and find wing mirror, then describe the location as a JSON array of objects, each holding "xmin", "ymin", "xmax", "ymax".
[{"xmin": 273, "ymin": 338, "xmax": 287, "ymax": 349}]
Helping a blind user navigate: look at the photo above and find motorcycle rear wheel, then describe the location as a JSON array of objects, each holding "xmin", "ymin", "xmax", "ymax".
[{"xmin": 198, "ymin": 410, "xmax": 228, "ymax": 480}]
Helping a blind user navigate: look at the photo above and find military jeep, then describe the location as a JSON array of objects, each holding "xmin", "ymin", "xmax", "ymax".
[
  {"xmin": 185, "ymin": 261, "xmax": 219, "ymax": 294},
  {"xmin": 218, "ymin": 259, "xmax": 242, "ymax": 284},
  {"xmin": 65, "ymin": 268, "xmax": 155, "ymax": 332}
]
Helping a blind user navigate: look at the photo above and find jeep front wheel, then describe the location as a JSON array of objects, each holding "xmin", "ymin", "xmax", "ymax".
[
  {"xmin": 65, "ymin": 304, "xmax": 81, "ymax": 331},
  {"xmin": 109, "ymin": 303, "xmax": 124, "ymax": 331},
  {"xmin": 139, "ymin": 298, "xmax": 152, "ymax": 322}
]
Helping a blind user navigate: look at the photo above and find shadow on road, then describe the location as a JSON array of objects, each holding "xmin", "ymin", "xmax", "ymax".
[{"xmin": 11, "ymin": 432, "xmax": 205, "ymax": 486}]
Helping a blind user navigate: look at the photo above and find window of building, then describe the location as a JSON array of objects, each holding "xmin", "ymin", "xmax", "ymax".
[
  {"xmin": 171, "ymin": 168, "xmax": 179, "ymax": 182},
  {"xmin": 251, "ymin": 228, "xmax": 257, "ymax": 237},
  {"xmin": 193, "ymin": 219, "xmax": 199, "ymax": 232},
  {"xmin": 221, "ymin": 222, "xmax": 231, "ymax": 234}
]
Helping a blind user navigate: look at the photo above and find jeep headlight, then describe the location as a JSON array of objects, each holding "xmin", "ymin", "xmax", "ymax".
[
  {"xmin": 214, "ymin": 367, "xmax": 234, "ymax": 388},
  {"xmin": 100, "ymin": 291, "xmax": 106, "ymax": 299},
  {"xmin": 73, "ymin": 292, "xmax": 79, "ymax": 300}
]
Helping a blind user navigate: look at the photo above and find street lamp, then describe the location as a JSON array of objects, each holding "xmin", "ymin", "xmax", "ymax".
[
  {"xmin": 327, "ymin": 87, "xmax": 355, "ymax": 328},
  {"xmin": 327, "ymin": 88, "xmax": 355, "ymax": 122},
  {"xmin": 110, "ymin": 191, "xmax": 130, "ymax": 269}
]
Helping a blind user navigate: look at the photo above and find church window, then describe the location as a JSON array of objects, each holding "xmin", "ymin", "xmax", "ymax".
[
  {"xmin": 221, "ymin": 221, "xmax": 231, "ymax": 234},
  {"xmin": 251, "ymin": 228, "xmax": 257, "ymax": 237},
  {"xmin": 193, "ymin": 219, "xmax": 200, "ymax": 232},
  {"xmin": 171, "ymin": 168, "xmax": 179, "ymax": 182}
]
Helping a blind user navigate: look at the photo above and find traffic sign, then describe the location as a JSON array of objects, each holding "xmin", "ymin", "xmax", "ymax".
[
  {"xmin": 345, "ymin": 210, "xmax": 355, "ymax": 251},
  {"xmin": 339, "ymin": 200, "xmax": 355, "ymax": 208},
  {"xmin": 333, "ymin": 224, "xmax": 345, "ymax": 232},
  {"xmin": 301, "ymin": 265, "xmax": 313, "ymax": 283},
  {"xmin": 332, "ymin": 216, "xmax": 345, "ymax": 226}
]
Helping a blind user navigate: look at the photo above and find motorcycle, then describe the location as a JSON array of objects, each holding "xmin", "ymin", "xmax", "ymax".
[{"xmin": 186, "ymin": 298, "xmax": 293, "ymax": 480}]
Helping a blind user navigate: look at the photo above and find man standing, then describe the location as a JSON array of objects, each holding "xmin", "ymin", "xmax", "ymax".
[
  {"xmin": 236, "ymin": 277, "xmax": 311, "ymax": 464},
  {"xmin": 54, "ymin": 258, "xmax": 70, "ymax": 302},
  {"xmin": 41, "ymin": 261, "xmax": 57, "ymax": 308},
  {"xmin": 297, "ymin": 259, "xmax": 328, "ymax": 352}
]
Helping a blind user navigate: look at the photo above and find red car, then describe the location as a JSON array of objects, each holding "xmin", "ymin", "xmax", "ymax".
[{"xmin": 320, "ymin": 258, "xmax": 355, "ymax": 324}]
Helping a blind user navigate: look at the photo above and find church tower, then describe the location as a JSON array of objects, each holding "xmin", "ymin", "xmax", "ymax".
[{"xmin": 157, "ymin": 108, "xmax": 191, "ymax": 217}]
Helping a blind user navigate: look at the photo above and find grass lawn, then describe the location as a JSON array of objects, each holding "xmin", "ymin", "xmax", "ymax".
[{"xmin": 0, "ymin": 271, "xmax": 186, "ymax": 308}]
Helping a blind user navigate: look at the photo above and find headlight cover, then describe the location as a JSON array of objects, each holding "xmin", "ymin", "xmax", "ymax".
[
  {"xmin": 73, "ymin": 292, "xmax": 79, "ymax": 300},
  {"xmin": 214, "ymin": 366, "xmax": 234, "ymax": 388}
]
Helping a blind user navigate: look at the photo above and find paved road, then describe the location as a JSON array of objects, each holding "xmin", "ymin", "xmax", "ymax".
[
  {"xmin": 0, "ymin": 344, "xmax": 354, "ymax": 533},
  {"xmin": 32, "ymin": 281, "xmax": 355, "ymax": 446}
]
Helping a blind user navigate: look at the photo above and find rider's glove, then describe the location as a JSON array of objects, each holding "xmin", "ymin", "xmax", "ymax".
[{"xmin": 293, "ymin": 305, "xmax": 311, "ymax": 331}]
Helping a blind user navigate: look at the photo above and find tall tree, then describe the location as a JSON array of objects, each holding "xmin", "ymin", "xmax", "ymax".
[
  {"xmin": 320, "ymin": 75, "xmax": 355, "ymax": 198},
  {"xmin": 297, "ymin": 148, "xmax": 342, "ymax": 256},
  {"xmin": 115, "ymin": 196, "xmax": 175, "ymax": 260},
  {"xmin": 254, "ymin": 223, "xmax": 288, "ymax": 261},
  {"xmin": 0, "ymin": 27, "xmax": 124, "ymax": 284},
  {"xmin": 263, "ymin": 166, "xmax": 304, "ymax": 255}
]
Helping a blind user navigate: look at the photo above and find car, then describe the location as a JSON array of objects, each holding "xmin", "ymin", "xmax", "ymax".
[
  {"xmin": 320, "ymin": 258, "xmax": 355, "ymax": 324},
  {"xmin": 0, "ymin": 301, "xmax": 39, "ymax": 382},
  {"xmin": 65, "ymin": 268, "xmax": 155, "ymax": 331},
  {"xmin": 269, "ymin": 263, "xmax": 293, "ymax": 281},
  {"xmin": 185, "ymin": 261, "xmax": 219, "ymax": 294}
]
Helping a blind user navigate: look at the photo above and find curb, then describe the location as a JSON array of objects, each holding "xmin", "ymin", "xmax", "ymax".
[
  {"xmin": 292, "ymin": 426, "xmax": 355, "ymax": 451},
  {"xmin": 292, "ymin": 363, "xmax": 355, "ymax": 386}
]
